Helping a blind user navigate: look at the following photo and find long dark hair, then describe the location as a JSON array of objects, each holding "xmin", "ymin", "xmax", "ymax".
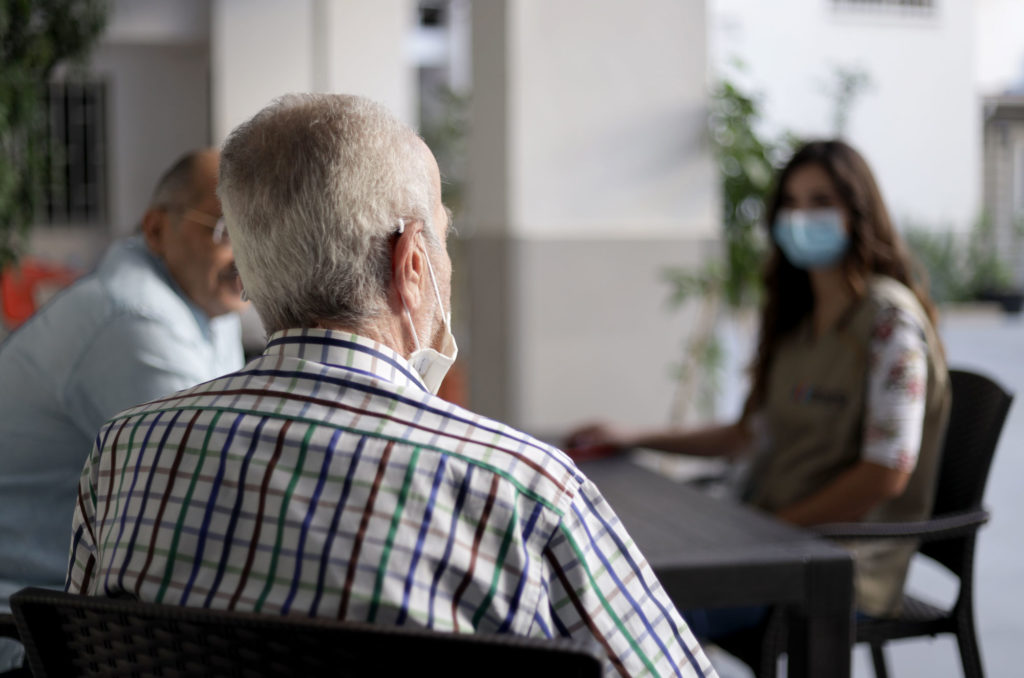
[{"xmin": 744, "ymin": 140, "xmax": 939, "ymax": 415}]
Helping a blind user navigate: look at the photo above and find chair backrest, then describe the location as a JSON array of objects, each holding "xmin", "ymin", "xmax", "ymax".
[
  {"xmin": 922, "ymin": 368, "xmax": 1013, "ymax": 572},
  {"xmin": 11, "ymin": 588, "xmax": 604, "ymax": 678}
]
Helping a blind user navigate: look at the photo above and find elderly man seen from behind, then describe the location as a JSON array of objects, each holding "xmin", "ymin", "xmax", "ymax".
[
  {"xmin": 0, "ymin": 149, "xmax": 245, "ymax": 670},
  {"xmin": 65, "ymin": 94, "xmax": 717, "ymax": 677}
]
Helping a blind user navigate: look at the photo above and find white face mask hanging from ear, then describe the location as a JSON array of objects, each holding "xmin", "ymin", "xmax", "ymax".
[{"xmin": 397, "ymin": 218, "xmax": 459, "ymax": 395}]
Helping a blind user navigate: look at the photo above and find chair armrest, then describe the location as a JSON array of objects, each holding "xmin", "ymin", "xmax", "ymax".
[
  {"xmin": 0, "ymin": 613, "xmax": 17, "ymax": 639},
  {"xmin": 814, "ymin": 508, "xmax": 990, "ymax": 541}
]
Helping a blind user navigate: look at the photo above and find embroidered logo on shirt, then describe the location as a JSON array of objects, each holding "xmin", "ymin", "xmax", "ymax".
[{"xmin": 792, "ymin": 383, "xmax": 848, "ymax": 407}]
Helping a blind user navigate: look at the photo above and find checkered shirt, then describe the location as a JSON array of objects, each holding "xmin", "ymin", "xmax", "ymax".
[{"xmin": 67, "ymin": 329, "xmax": 716, "ymax": 677}]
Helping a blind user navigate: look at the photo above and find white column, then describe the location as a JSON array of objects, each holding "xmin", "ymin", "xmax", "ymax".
[
  {"xmin": 318, "ymin": 0, "xmax": 417, "ymax": 126},
  {"xmin": 211, "ymin": 0, "xmax": 414, "ymax": 143},
  {"xmin": 465, "ymin": 0, "xmax": 717, "ymax": 431},
  {"xmin": 211, "ymin": 0, "xmax": 315, "ymax": 143}
]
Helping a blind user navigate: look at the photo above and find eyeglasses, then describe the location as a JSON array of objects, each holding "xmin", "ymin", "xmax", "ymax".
[{"xmin": 182, "ymin": 208, "xmax": 230, "ymax": 244}]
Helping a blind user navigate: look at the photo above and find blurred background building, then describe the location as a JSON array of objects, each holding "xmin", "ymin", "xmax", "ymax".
[
  {"xmin": 18, "ymin": 0, "xmax": 719, "ymax": 435},
  {"xmin": 710, "ymin": 0, "xmax": 1024, "ymax": 300},
  {"xmin": 12, "ymin": 0, "xmax": 1024, "ymax": 433}
]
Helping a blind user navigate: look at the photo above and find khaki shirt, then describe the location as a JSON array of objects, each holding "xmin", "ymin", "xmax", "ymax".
[{"xmin": 747, "ymin": 276, "xmax": 951, "ymax": 616}]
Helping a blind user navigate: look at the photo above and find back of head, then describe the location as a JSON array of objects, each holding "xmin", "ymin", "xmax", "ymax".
[
  {"xmin": 149, "ymin": 150, "xmax": 213, "ymax": 210},
  {"xmin": 218, "ymin": 93, "xmax": 434, "ymax": 334}
]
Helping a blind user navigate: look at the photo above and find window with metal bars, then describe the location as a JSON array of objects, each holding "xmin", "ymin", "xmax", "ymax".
[
  {"xmin": 833, "ymin": 0, "xmax": 935, "ymax": 11},
  {"xmin": 40, "ymin": 80, "xmax": 107, "ymax": 226}
]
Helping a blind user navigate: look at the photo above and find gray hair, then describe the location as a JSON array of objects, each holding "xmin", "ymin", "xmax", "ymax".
[
  {"xmin": 149, "ymin": 150, "xmax": 208, "ymax": 209},
  {"xmin": 218, "ymin": 93, "xmax": 436, "ymax": 334}
]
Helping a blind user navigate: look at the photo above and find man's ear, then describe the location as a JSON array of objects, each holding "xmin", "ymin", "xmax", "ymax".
[
  {"xmin": 141, "ymin": 208, "xmax": 168, "ymax": 257},
  {"xmin": 391, "ymin": 222, "xmax": 426, "ymax": 312}
]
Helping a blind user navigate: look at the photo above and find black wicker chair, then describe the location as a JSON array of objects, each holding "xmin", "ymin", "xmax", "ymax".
[
  {"xmin": 0, "ymin": 613, "xmax": 26, "ymax": 677},
  {"xmin": 817, "ymin": 368, "xmax": 1013, "ymax": 678},
  {"xmin": 0, "ymin": 615, "xmax": 16, "ymax": 644},
  {"xmin": 0, "ymin": 617, "xmax": 14, "ymax": 637},
  {"xmin": 716, "ymin": 372, "xmax": 1011, "ymax": 678},
  {"xmin": 720, "ymin": 368, "xmax": 1013, "ymax": 678},
  {"xmin": 10, "ymin": 587, "xmax": 604, "ymax": 678}
]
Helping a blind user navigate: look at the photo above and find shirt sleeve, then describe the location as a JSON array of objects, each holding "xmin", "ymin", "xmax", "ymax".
[
  {"xmin": 66, "ymin": 436, "xmax": 101, "ymax": 594},
  {"xmin": 534, "ymin": 479, "xmax": 717, "ymax": 678},
  {"xmin": 62, "ymin": 313, "xmax": 214, "ymax": 440},
  {"xmin": 861, "ymin": 305, "xmax": 929, "ymax": 473}
]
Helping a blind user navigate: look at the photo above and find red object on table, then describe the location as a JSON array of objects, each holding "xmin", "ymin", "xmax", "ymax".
[{"xmin": 564, "ymin": 443, "xmax": 621, "ymax": 462}]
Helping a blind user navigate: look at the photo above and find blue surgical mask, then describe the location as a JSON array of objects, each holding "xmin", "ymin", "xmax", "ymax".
[{"xmin": 772, "ymin": 208, "xmax": 849, "ymax": 269}]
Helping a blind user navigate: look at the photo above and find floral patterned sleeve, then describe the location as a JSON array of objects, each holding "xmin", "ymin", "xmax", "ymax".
[{"xmin": 862, "ymin": 305, "xmax": 929, "ymax": 473}]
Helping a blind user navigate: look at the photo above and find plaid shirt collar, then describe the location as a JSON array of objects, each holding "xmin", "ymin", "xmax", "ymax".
[{"xmin": 262, "ymin": 328, "xmax": 428, "ymax": 393}]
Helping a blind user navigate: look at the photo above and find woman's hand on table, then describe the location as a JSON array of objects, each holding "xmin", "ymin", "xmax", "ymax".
[
  {"xmin": 563, "ymin": 422, "xmax": 631, "ymax": 461},
  {"xmin": 566, "ymin": 420, "xmax": 754, "ymax": 461}
]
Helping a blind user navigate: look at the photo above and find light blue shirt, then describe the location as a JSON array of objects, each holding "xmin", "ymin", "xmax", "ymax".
[{"xmin": 0, "ymin": 237, "xmax": 242, "ymax": 627}]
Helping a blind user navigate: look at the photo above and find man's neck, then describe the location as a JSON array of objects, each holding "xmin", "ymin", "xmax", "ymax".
[{"xmin": 313, "ymin": 316, "xmax": 411, "ymax": 358}]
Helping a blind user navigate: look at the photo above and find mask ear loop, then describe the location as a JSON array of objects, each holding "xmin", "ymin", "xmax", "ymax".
[
  {"xmin": 396, "ymin": 218, "xmax": 423, "ymax": 352},
  {"xmin": 423, "ymin": 248, "xmax": 450, "ymax": 328}
]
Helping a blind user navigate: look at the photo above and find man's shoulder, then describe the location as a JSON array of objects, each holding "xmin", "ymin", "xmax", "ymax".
[
  {"xmin": 861, "ymin": 276, "xmax": 933, "ymax": 338},
  {"xmin": 865, "ymin": 276, "xmax": 923, "ymax": 314},
  {"xmin": 105, "ymin": 359, "xmax": 584, "ymax": 514},
  {"xmin": 366, "ymin": 387, "xmax": 584, "ymax": 511},
  {"xmin": 96, "ymin": 239, "xmax": 192, "ymax": 323},
  {"xmin": 1, "ymin": 239, "xmax": 195, "ymax": 356},
  {"xmin": 0, "ymin": 272, "xmax": 111, "ymax": 365},
  {"xmin": 415, "ymin": 399, "xmax": 580, "ymax": 496},
  {"xmin": 837, "ymin": 276, "xmax": 926, "ymax": 339}
]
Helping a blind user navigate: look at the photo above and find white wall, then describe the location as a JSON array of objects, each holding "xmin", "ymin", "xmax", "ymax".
[
  {"xmin": 99, "ymin": 0, "xmax": 212, "ymax": 235},
  {"xmin": 509, "ymin": 1, "xmax": 716, "ymax": 240},
  {"xmin": 976, "ymin": 0, "xmax": 1024, "ymax": 95},
  {"xmin": 211, "ymin": 0, "xmax": 316, "ymax": 143},
  {"xmin": 319, "ymin": 0, "xmax": 416, "ymax": 125},
  {"xmin": 211, "ymin": 0, "xmax": 416, "ymax": 143},
  {"xmin": 105, "ymin": 0, "xmax": 209, "ymax": 44},
  {"xmin": 710, "ymin": 0, "xmax": 979, "ymax": 231},
  {"xmin": 91, "ymin": 43, "xmax": 211, "ymax": 236}
]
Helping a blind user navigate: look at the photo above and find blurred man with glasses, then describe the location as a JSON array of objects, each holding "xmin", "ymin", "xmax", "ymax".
[{"xmin": 0, "ymin": 148, "xmax": 245, "ymax": 671}]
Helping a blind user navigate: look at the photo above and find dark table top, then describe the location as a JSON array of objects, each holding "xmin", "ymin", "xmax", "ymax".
[{"xmin": 578, "ymin": 454, "xmax": 853, "ymax": 611}]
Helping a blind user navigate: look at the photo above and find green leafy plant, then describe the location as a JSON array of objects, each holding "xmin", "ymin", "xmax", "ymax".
[
  {"xmin": 663, "ymin": 74, "xmax": 798, "ymax": 423},
  {"xmin": 902, "ymin": 225, "xmax": 971, "ymax": 303},
  {"xmin": 419, "ymin": 84, "xmax": 470, "ymax": 309},
  {"xmin": 965, "ymin": 213, "xmax": 1016, "ymax": 296},
  {"xmin": 827, "ymin": 64, "xmax": 872, "ymax": 138},
  {"xmin": 420, "ymin": 86, "xmax": 469, "ymax": 217},
  {"xmin": 903, "ymin": 213, "xmax": 1017, "ymax": 306},
  {"xmin": 665, "ymin": 77, "xmax": 801, "ymax": 312},
  {"xmin": 0, "ymin": 0, "xmax": 108, "ymax": 268}
]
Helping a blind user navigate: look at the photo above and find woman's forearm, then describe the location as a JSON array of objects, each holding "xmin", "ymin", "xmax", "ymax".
[
  {"xmin": 774, "ymin": 460, "xmax": 911, "ymax": 526},
  {"xmin": 629, "ymin": 421, "xmax": 753, "ymax": 459}
]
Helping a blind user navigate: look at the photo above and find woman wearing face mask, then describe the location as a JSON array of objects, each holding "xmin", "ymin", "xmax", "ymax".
[{"xmin": 568, "ymin": 139, "xmax": 951, "ymax": 637}]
